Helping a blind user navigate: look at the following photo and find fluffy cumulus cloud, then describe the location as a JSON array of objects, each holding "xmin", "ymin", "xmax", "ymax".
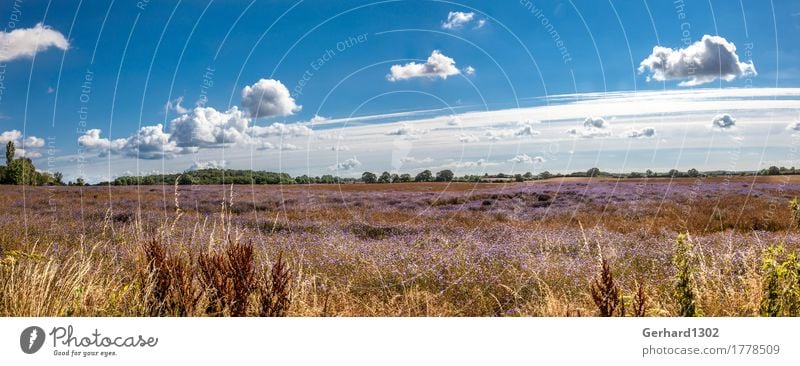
[
  {"xmin": 638, "ymin": 35, "xmax": 757, "ymax": 87},
  {"xmin": 330, "ymin": 157, "xmax": 361, "ymax": 171},
  {"xmin": 567, "ymin": 116, "xmax": 612, "ymax": 138},
  {"xmin": 0, "ymin": 23, "xmax": 69, "ymax": 62},
  {"xmin": 463, "ymin": 66, "xmax": 476, "ymax": 76},
  {"xmin": 712, "ymin": 114, "xmax": 736, "ymax": 129},
  {"xmin": 241, "ymin": 79, "xmax": 301, "ymax": 118},
  {"xmin": 387, "ymin": 50, "xmax": 461, "ymax": 81},
  {"xmin": 170, "ymin": 106, "xmax": 251, "ymax": 147},
  {"xmin": 625, "ymin": 127, "xmax": 657, "ymax": 138},
  {"xmin": 79, "ymin": 125, "xmax": 185, "ymax": 159},
  {"xmin": 448, "ymin": 117, "xmax": 462, "ymax": 126},
  {"xmin": 0, "ymin": 130, "xmax": 46, "ymax": 158},
  {"xmin": 188, "ymin": 160, "xmax": 226, "ymax": 171},
  {"xmin": 507, "ymin": 154, "xmax": 546, "ymax": 164},
  {"xmin": 787, "ymin": 121, "xmax": 800, "ymax": 133}
]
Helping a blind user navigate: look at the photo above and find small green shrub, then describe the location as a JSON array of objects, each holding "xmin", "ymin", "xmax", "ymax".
[
  {"xmin": 759, "ymin": 244, "xmax": 800, "ymax": 317},
  {"xmin": 673, "ymin": 233, "xmax": 702, "ymax": 317}
]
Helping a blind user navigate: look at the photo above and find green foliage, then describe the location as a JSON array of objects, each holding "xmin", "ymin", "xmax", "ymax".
[
  {"xmin": 415, "ymin": 169, "xmax": 432, "ymax": 182},
  {"xmin": 112, "ymin": 169, "xmax": 295, "ymax": 185},
  {"xmin": 586, "ymin": 167, "xmax": 601, "ymax": 177},
  {"xmin": 361, "ymin": 171, "xmax": 377, "ymax": 183},
  {"xmin": 759, "ymin": 244, "xmax": 800, "ymax": 317},
  {"xmin": 5, "ymin": 141, "xmax": 14, "ymax": 165},
  {"xmin": 378, "ymin": 171, "xmax": 392, "ymax": 183},
  {"xmin": 435, "ymin": 169, "xmax": 454, "ymax": 182},
  {"xmin": 673, "ymin": 233, "xmax": 702, "ymax": 317},
  {"xmin": 790, "ymin": 197, "xmax": 800, "ymax": 230}
]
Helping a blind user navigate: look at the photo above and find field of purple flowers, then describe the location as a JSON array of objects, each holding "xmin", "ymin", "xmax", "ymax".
[{"xmin": 1, "ymin": 176, "xmax": 799, "ymax": 316}]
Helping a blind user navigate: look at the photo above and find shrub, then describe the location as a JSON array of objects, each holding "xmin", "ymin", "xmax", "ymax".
[
  {"xmin": 759, "ymin": 244, "xmax": 800, "ymax": 317},
  {"xmin": 673, "ymin": 233, "xmax": 702, "ymax": 317},
  {"xmin": 790, "ymin": 197, "xmax": 800, "ymax": 229}
]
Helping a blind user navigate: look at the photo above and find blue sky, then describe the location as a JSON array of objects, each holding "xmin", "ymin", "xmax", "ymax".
[{"xmin": 0, "ymin": 0, "xmax": 799, "ymax": 181}]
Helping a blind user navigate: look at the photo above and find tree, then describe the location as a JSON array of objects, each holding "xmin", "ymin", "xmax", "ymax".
[
  {"xmin": 668, "ymin": 169, "xmax": 681, "ymax": 178},
  {"xmin": 390, "ymin": 174, "xmax": 399, "ymax": 183},
  {"xmin": 587, "ymin": 167, "xmax": 601, "ymax": 177},
  {"xmin": 415, "ymin": 170, "xmax": 432, "ymax": 182},
  {"xmin": 687, "ymin": 168, "xmax": 700, "ymax": 177},
  {"xmin": 361, "ymin": 171, "xmax": 377, "ymax": 183},
  {"xmin": 54, "ymin": 172, "xmax": 64, "ymax": 185},
  {"xmin": 514, "ymin": 174, "xmax": 524, "ymax": 182},
  {"xmin": 378, "ymin": 171, "xmax": 392, "ymax": 183},
  {"xmin": 645, "ymin": 169, "xmax": 654, "ymax": 177},
  {"xmin": 5, "ymin": 141, "xmax": 14, "ymax": 166},
  {"xmin": 767, "ymin": 166, "xmax": 781, "ymax": 175},
  {"xmin": 435, "ymin": 169, "xmax": 454, "ymax": 182},
  {"xmin": 539, "ymin": 171, "xmax": 552, "ymax": 179},
  {"xmin": 523, "ymin": 172, "xmax": 533, "ymax": 179},
  {"xmin": 399, "ymin": 173, "xmax": 412, "ymax": 182},
  {"xmin": 7, "ymin": 158, "xmax": 36, "ymax": 185},
  {"xmin": 628, "ymin": 172, "xmax": 643, "ymax": 178},
  {"xmin": 76, "ymin": 177, "xmax": 86, "ymax": 186}
]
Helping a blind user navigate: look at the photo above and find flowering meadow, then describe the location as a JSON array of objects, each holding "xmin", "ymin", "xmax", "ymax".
[{"xmin": 1, "ymin": 176, "xmax": 799, "ymax": 316}]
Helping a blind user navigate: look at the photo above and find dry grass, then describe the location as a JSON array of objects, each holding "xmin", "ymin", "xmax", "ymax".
[{"xmin": 0, "ymin": 181, "xmax": 798, "ymax": 316}]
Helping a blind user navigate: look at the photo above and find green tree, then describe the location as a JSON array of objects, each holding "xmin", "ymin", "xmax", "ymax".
[
  {"xmin": 687, "ymin": 168, "xmax": 700, "ymax": 177},
  {"xmin": 54, "ymin": 172, "xmax": 64, "ymax": 185},
  {"xmin": 435, "ymin": 169, "xmax": 454, "ymax": 182},
  {"xmin": 415, "ymin": 170, "xmax": 432, "ymax": 182},
  {"xmin": 767, "ymin": 166, "xmax": 781, "ymax": 175},
  {"xmin": 539, "ymin": 171, "xmax": 552, "ymax": 179},
  {"xmin": 587, "ymin": 167, "xmax": 601, "ymax": 177},
  {"xmin": 5, "ymin": 141, "xmax": 14, "ymax": 166},
  {"xmin": 361, "ymin": 171, "xmax": 377, "ymax": 183},
  {"xmin": 399, "ymin": 173, "xmax": 412, "ymax": 182},
  {"xmin": 378, "ymin": 171, "xmax": 392, "ymax": 183},
  {"xmin": 7, "ymin": 158, "xmax": 36, "ymax": 185}
]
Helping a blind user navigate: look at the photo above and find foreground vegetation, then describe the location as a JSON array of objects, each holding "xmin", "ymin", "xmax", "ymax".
[{"xmin": 1, "ymin": 178, "xmax": 799, "ymax": 316}]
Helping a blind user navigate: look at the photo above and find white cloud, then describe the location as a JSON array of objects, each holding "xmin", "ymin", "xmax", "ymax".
[
  {"xmin": 249, "ymin": 122, "xmax": 313, "ymax": 138},
  {"xmin": 567, "ymin": 116, "xmax": 613, "ymax": 138},
  {"xmin": 639, "ymin": 35, "xmax": 757, "ymax": 86},
  {"xmin": 448, "ymin": 117, "xmax": 462, "ymax": 126},
  {"xmin": 258, "ymin": 142, "xmax": 301, "ymax": 151},
  {"xmin": 241, "ymin": 79, "xmax": 301, "ymax": 118},
  {"xmin": 329, "ymin": 145, "xmax": 350, "ymax": 151},
  {"xmin": 458, "ymin": 134, "xmax": 479, "ymax": 143},
  {"xmin": 385, "ymin": 123, "xmax": 427, "ymax": 137},
  {"xmin": 400, "ymin": 156, "xmax": 434, "ymax": 164},
  {"xmin": 0, "ymin": 130, "xmax": 47, "ymax": 158},
  {"xmin": 450, "ymin": 158, "xmax": 496, "ymax": 168},
  {"xmin": 463, "ymin": 66, "xmax": 476, "ymax": 76},
  {"xmin": 514, "ymin": 122, "xmax": 541, "ymax": 137},
  {"xmin": 712, "ymin": 114, "xmax": 736, "ymax": 129},
  {"xmin": 170, "ymin": 106, "xmax": 251, "ymax": 147},
  {"xmin": 78, "ymin": 125, "xmax": 185, "ymax": 159},
  {"xmin": 786, "ymin": 121, "xmax": 800, "ymax": 132},
  {"xmin": 0, "ymin": 23, "xmax": 69, "ymax": 62},
  {"xmin": 442, "ymin": 11, "xmax": 475, "ymax": 29},
  {"xmin": 165, "ymin": 96, "xmax": 190, "ymax": 114},
  {"xmin": 387, "ymin": 50, "xmax": 461, "ymax": 81},
  {"xmin": 625, "ymin": 127, "xmax": 657, "ymax": 138},
  {"xmin": 508, "ymin": 154, "xmax": 546, "ymax": 164},
  {"xmin": 475, "ymin": 19, "xmax": 486, "ymax": 28},
  {"xmin": 310, "ymin": 115, "xmax": 329, "ymax": 124},
  {"xmin": 330, "ymin": 157, "xmax": 361, "ymax": 171},
  {"xmin": 189, "ymin": 160, "xmax": 226, "ymax": 170}
]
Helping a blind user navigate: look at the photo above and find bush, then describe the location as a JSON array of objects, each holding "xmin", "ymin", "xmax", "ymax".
[
  {"xmin": 759, "ymin": 244, "xmax": 800, "ymax": 317},
  {"xmin": 673, "ymin": 233, "xmax": 701, "ymax": 317}
]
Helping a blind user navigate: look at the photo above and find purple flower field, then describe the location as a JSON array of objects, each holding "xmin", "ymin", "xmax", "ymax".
[{"xmin": 1, "ymin": 176, "xmax": 799, "ymax": 316}]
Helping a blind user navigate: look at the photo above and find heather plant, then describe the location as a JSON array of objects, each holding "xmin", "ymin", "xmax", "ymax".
[
  {"xmin": 759, "ymin": 244, "xmax": 800, "ymax": 317},
  {"xmin": 673, "ymin": 233, "xmax": 702, "ymax": 317}
]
